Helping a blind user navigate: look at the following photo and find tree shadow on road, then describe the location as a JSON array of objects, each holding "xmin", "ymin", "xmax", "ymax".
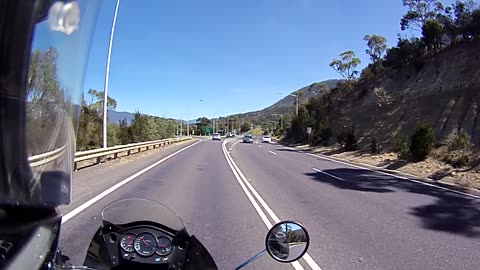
[{"xmin": 304, "ymin": 168, "xmax": 480, "ymax": 238}]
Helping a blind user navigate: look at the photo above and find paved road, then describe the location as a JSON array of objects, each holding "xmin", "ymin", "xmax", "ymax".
[
  {"xmin": 59, "ymin": 139, "xmax": 293, "ymax": 270},
  {"xmin": 58, "ymin": 137, "xmax": 480, "ymax": 270},
  {"xmin": 228, "ymin": 138, "xmax": 480, "ymax": 270}
]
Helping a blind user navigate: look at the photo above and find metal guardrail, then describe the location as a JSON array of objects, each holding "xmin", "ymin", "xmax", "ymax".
[
  {"xmin": 28, "ymin": 144, "xmax": 67, "ymax": 167},
  {"xmin": 29, "ymin": 137, "xmax": 192, "ymax": 170}
]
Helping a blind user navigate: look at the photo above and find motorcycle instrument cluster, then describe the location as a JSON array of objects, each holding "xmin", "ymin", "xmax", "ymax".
[{"xmin": 120, "ymin": 231, "xmax": 172, "ymax": 257}]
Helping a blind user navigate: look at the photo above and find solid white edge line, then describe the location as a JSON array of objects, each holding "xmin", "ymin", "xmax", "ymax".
[
  {"xmin": 62, "ymin": 140, "xmax": 202, "ymax": 224},
  {"xmin": 268, "ymin": 150, "xmax": 277, "ymax": 155},
  {"xmin": 308, "ymin": 153, "xmax": 480, "ymax": 200},
  {"xmin": 312, "ymin": 168, "xmax": 345, "ymax": 182},
  {"xmin": 223, "ymin": 139, "xmax": 323, "ymax": 270}
]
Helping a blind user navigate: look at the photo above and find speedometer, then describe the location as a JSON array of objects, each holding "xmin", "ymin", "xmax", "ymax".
[
  {"xmin": 120, "ymin": 234, "xmax": 136, "ymax": 252},
  {"xmin": 156, "ymin": 237, "xmax": 172, "ymax": 256},
  {"xmin": 134, "ymin": 233, "xmax": 157, "ymax": 256}
]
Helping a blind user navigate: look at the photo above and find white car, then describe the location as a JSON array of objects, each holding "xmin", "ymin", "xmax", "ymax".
[
  {"xmin": 261, "ymin": 135, "xmax": 272, "ymax": 143},
  {"xmin": 212, "ymin": 133, "xmax": 221, "ymax": 140}
]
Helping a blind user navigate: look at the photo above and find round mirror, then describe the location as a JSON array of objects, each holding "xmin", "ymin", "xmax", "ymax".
[{"xmin": 265, "ymin": 221, "xmax": 310, "ymax": 263}]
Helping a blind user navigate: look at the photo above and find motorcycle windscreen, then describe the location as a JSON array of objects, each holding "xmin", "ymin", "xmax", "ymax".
[{"xmin": 101, "ymin": 198, "xmax": 185, "ymax": 232}]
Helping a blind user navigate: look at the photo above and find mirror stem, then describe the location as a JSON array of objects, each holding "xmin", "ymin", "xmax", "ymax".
[{"xmin": 234, "ymin": 249, "xmax": 266, "ymax": 270}]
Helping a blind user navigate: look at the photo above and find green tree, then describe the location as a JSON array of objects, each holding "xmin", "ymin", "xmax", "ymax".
[
  {"xmin": 240, "ymin": 121, "xmax": 252, "ymax": 133},
  {"xmin": 437, "ymin": 7, "xmax": 459, "ymax": 45},
  {"xmin": 130, "ymin": 112, "xmax": 150, "ymax": 142},
  {"xmin": 118, "ymin": 118, "xmax": 133, "ymax": 144},
  {"xmin": 289, "ymin": 108, "xmax": 314, "ymax": 143},
  {"xmin": 401, "ymin": 0, "xmax": 444, "ymax": 31},
  {"xmin": 363, "ymin": 34, "xmax": 387, "ymax": 64},
  {"xmin": 87, "ymin": 88, "xmax": 117, "ymax": 111},
  {"xmin": 422, "ymin": 19, "xmax": 444, "ymax": 51},
  {"xmin": 384, "ymin": 37, "xmax": 426, "ymax": 70},
  {"xmin": 470, "ymin": 9, "xmax": 480, "ymax": 38},
  {"xmin": 410, "ymin": 122, "xmax": 436, "ymax": 161},
  {"xmin": 76, "ymin": 102, "xmax": 102, "ymax": 150},
  {"xmin": 453, "ymin": 0, "xmax": 476, "ymax": 39},
  {"xmin": 329, "ymin": 50, "xmax": 361, "ymax": 81},
  {"xmin": 26, "ymin": 48, "xmax": 65, "ymax": 154},
  {"xmin": 107, "ymin": 123, "xmax": 121, "ymax": 146}
]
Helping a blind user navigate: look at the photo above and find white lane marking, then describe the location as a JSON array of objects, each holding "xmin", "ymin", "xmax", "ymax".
[
  {"xmin": 222, "ymin": 140, "xmax": 273, "ymax": 229},
  {"xmin": 258, "ymin": 145, "xmax": 262, "ymax": 148},
  {"xmin": 268, "ymin": 150, "xmax": 277, "ymax": 155},
  {"xmin": 229, "ymin": 140, "xmax": 241, "ymax": 151},
  {"xmin": 312, "ymin": 168, "xmax": 345, "ymax": 182},
  {"xmin": 222, "ymin": 140, "xmax": 305, "ymax": 270},
  {"xmin": 308, "ymin": 153, "xmax": 480, "ymax": 200},
  {"xmin": 222, "ymin": 139, "xmax": 322, "ymax": 270},
  {"xmin": 284, "ymin": 147, "xmax": 295, "ymax": 151},
  {"xmin": 62, "ymin": 140, "xmax": 202, "ymax": 224}
]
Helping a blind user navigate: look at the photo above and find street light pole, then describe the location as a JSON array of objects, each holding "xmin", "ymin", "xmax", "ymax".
[
  {"xmin": 102, "ymin": 0, "xmax": 121, "ymax": 148},
  {"xmin": 186, "ymin": 104, "xmax": 189, "ymax": 136}
]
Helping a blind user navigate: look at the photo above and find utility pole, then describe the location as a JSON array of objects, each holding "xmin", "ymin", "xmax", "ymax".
[
  {"xmin": 289, "ymin": 94, "xmax": 299, "ymax": 116},
  {"xmin": 180, "ymin": 121, "xmax": 183, "ymax": 136},
  {"xmin": 272, "ymin": 114, "xmax": 283, "ymax": 129},
  {"xmin": 186, "ymin": 105, "xmax": 189, "ymax": 136}
]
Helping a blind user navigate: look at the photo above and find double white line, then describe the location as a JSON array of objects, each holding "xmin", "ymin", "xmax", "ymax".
[{"xmin": 222, "ymin": 139, "xmax": 322, "ymax": 270}]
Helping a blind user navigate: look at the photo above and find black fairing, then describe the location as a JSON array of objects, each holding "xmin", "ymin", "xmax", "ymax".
[{"xmin": 83, "ymin": 224, "xmax": 218, "ymax": 270}]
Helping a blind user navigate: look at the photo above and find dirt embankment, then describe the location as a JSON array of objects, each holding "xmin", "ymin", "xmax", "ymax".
[
  {"xmin": 312, "ymin": 41, "xmax": 480, "ymax": 190},
  {"xmin": 328, "ymin": 40, "xmax": 480, "ymax": 148},
  {"xmin": 300, "ymin": 144, "xmax": 480, "ymax": 191}
]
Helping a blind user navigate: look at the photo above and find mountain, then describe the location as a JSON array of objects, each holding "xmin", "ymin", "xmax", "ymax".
[
  {"xmin": 108, "ymin": 110, "xmax": 195, "ymax": 125},
  {"xmin": 226, "ymin": 79, "xmax": 341, "ymax": 123},
  {"xmin": 108, "ymin": 110, "xmax": 134, "ymax": 124},
  {"xmin": 261, "ymin": 79, "xmax": 341, "ymax": 114}
]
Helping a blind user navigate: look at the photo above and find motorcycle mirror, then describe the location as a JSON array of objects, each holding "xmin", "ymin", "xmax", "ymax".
[{"xmin": 265, "ymin": 221, "xmax": 310, "ymax": 263}]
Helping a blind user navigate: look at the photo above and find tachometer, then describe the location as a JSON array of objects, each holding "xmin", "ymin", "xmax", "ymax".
[
  {"xmin": 134, "ymin": 233, "xmax": 157, "ymax": 256},
  {"xmin": 156, "ymin": 237, "xmax": 172, "ymax": 256},
  {"xmin": 120, "ymin": 234, "xmax": 136, "ymax": 253}
]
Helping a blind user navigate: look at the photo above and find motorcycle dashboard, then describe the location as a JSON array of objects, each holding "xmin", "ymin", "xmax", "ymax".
[{"xmin": 104, "ymin": 225, "xmax": 187, "ymax": 268}]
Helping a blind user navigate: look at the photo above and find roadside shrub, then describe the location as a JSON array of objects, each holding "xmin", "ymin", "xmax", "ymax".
[
  {"xmin": 444, "ymin": 151, "xmax": 471, "ymax": 168},
  {"xmin": 344, "ymin": 130, "xmax": 357, "ymax": 151},
  {"xmin": 394, "ymin": 135, "xmax": 409, "ymax": 160},
  {"xmin": 336, "ymin": 133, "xmax": 346, "ymax": 145},
  {"xmin": 336, "ymin": 129, "xmax": 357, "ymax": 151},
  {"xmin": 409, "ymin": 122, "xmax": 435, "ymax": 162},
  {"xmin": 449, "ymin": 131, "xmax": 471, "ymax": 151},
  {"xmin": 442, "ymin": 131, "xmax": 472, "ymax": 167},
  {"xmin": 370, "ymin": 138, "xmax": 378, "ymax": 154},
  {"xmin": 319, "ymin": 127, "xmax": 332, "ymax": 146}
]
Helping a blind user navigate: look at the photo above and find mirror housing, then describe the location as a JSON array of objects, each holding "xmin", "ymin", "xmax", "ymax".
[{"xmin": 265, "ymin": 221, "xmax": 310, "ymax": 263}]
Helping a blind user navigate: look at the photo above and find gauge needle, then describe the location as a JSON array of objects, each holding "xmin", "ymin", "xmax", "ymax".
[{"xmin": 142, "ymin": 239, "xmax": 150, "ymax": 246}]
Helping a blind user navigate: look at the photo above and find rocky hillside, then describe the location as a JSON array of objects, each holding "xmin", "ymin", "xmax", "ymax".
[{"xmin": 331, "ymin": 40, "xmax": 480, "ymax": 147}]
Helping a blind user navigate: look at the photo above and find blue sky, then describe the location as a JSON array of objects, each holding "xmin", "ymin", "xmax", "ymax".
[{"xmin": 83, "ymin": 0, "xmax": 428, "ymax": 119}]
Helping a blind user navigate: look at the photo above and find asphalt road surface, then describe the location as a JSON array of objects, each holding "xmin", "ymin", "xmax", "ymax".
[{"xmin": 59, "ymin": 137, "xmax": 480, "ymax": 270}]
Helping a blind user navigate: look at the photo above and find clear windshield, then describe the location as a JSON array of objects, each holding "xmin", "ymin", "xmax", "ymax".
[{"xmin": 101, "ymin": 198, "xmax": 185, "ymax": 232}]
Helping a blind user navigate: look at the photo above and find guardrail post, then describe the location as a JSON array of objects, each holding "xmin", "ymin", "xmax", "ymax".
[
  {"xmin": 96, "ymin": 156, "xmax": 102, "ymax": 165},
  {"xmin": 127, "ymin": 149, "xmax": 131, "ymax": 156},
  {"xmin": 114, "ymin": 153, "xmax": 118, "ymax": 159}
]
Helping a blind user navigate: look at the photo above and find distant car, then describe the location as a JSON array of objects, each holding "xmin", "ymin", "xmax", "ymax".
[
  {"xmin": 261, "ymin": 135, "xmax": 272, "ymax": 143},
  {"xmin": 226, "ymin": 132, "xmax": 234, "ymax": 138},
  {"xmin": 212, "ymin": 133, "xmax": 221, "ymax": 140},
  {"xmin": 243, "ymin": 134, "xmax": 254, "ymax": 143}
]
